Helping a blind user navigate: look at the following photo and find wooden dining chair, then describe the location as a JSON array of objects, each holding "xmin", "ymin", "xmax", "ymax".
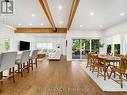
[
  {"xmin": 116, "ymin": 54, "xmax": 124, "ymax": 57},
  {"xmin": 109, "ymin": 56, "xmax": 127, "ymax": 88},
  {"xmin": 86, "ymin": 52, "xmax": 96, "ymax": 71},
  {"xmin": 86, "ymin": 53, "xmax": 92, "ymax": 68},
  {"xmin": 91, "ymin": 54, "xmax": 98, "ymax": 72},
  {"xmin": 92, "ymin": 55, "xmax": 105, "ymax": 78}
]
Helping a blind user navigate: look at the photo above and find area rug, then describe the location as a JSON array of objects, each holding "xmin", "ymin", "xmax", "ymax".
[{"xmin": 80, "ymin": 63, "xmax": 127, "ymax": 92}]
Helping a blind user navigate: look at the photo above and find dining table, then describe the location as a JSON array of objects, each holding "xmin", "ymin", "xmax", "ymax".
[{"xmin": 98, "ymin": 55, "xmax": 121, "ymax": 80}]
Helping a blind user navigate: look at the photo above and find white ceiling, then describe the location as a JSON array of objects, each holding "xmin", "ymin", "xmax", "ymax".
[
  {"xmin": 0, "ymin": 0, "xmax": 127, "ymax": 30},
  {"xmin": 0, "ymin": 0, "xmax": 51, "ymax": 28},
  {"xmin": 47, "ymin": 0, "xmax": 72, "ymax": 28},
  {"xmin": 71, "ymin": 0, "xmax": 127, "ymax": 30}
]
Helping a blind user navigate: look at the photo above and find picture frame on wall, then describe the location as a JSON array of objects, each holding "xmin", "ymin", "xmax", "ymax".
[{"xmin": 4, "ymin": 38, "xmax": 10, "ymax": 51}]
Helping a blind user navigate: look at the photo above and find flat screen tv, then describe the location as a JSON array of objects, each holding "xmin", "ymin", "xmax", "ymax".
[{"xmin": 19, "ymin": 41, "xmax": 30, "ymax": 51}]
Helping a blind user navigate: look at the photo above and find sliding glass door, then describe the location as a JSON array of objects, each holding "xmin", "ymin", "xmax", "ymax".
[
  {"xmin": 81, "ymin": 39, "xmax": 90, "ymax": 59},
  {"xmin": 72, "ymin": 39, "xmax": 80, "ymax": 59},
  {"xmin": 72, "ymin": 39, "xmax": 100, "ymax": 59},
  {"xmin": 72, "ymin": 39, "xmax": 91, "ymax": 59}
]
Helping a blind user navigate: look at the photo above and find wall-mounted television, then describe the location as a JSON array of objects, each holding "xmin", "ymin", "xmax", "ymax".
[{"xmin": 19, "ymin": 41, "xmax": 30, "ymax": 51}]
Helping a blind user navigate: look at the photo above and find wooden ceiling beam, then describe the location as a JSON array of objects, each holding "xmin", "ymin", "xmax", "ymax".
[
  {"xmin": 39, "ymin": 0, "xmax": 56, "ymax": 29},
  {"xmin": 15, "ymin": 28, "xmax": 67, "ymax": 33},
  {"xmin": 67, "ymin": 0, "xmax": 80, "ymax": 30}
]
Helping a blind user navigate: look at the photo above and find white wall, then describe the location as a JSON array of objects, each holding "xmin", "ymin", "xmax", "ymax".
[
  {"xmin": 0, "ymin": 26, "xmax": 36, "ymax": 52},
  {"xmin": 103, "ymin": 21, "xmax": 127, "ymax": 54},
  {"xmin": 104, "ymin": 21, "xmax": 127, "ymax": 36},
  {"xmin": 0, "ymin": 25, "xmax": 66, "ymax": 56},
  {"xmin": 66, "ymin": 30, "xmax": 103, "ymax": 60},
  {"xmin": 12, "ymin": 34, "xmax": 36, "ymax": 51}
]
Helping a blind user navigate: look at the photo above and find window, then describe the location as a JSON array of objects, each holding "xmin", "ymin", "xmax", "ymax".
[
  {"xmin": 106, "ymin": 35, "xmax": 121, "ymax": 55},
  {"xmin": 91, "ymin": 39, "xmax": 100, "ymax": 53},
  {"xmin": 107, "ymin": 44, "xmax": 112, "ymax": 54},
  {"xmin": 82, "ymin": 39, "xmax": 90, "ymax": 53},
  {"xmin": 113, "ymin": 35, "xmax": 121, "ymax": 55},
  {"xmin": 114, "ymin": 44, "xmax": 120, "ymax": 56},
  {"xmin": 37, "ymin": 43, "xmax": 53, "ymax": 49}
]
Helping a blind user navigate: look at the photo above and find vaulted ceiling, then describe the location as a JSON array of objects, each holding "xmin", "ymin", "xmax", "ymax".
[{"xmin": 0, "ymin": 0, "xmax": 127, "ymax": 31}]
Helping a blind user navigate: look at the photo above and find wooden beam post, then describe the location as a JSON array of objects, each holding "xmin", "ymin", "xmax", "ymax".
[
  {"xmin": 67, "ymin": 0, "xmax": 80, "ymax": 30},
  {"xmin": 39, "ymin": 0, "xmax": 56, "ymax": 30},
  {"xmin": 15, "ymin": 28, "xmax": 67, "ymax": 33}
]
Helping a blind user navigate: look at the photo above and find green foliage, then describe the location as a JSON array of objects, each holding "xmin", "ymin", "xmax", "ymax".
[
  {"xmin": 72, "ymin": 39, "xmax": 100, "ymax": 53},
  {"xmin": 91, "ymin": 39, "xmax": 100, "ymax": 53},
  {"xmin": 72, "ymin": 39, "xmax": 80, "ymax": 51},
  {"xmin": 114, "ymin": 44, "xmax": 120, "ymax": 55},
  {"xmin": 82, "ymin": 39, "xmax": 90, "ymax": 50}
]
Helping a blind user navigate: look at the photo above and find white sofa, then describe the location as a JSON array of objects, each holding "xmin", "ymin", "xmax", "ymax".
[{"xmin": 48, "ymin": 49, "xmax": 61, "ymax": 60}]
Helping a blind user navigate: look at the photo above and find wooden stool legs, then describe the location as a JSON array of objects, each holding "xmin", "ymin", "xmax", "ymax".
[
  {"xmin": 35, "ymin": 58, "xmax": 37, "ymax": 68},
  {"xmin": 12, "ymin": 67, "xmax": 15, "ymax": 83}
]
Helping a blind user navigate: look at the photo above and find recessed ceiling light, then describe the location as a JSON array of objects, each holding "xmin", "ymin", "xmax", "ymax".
[
  {"xmin": 40, "ymin": 23, "xmax": 43, "ymax": 26},
  {"xmin": 58, "ymin": 5, "xmax": 63, "ymax": 10},
  {"xmin": 18, "ymin": 24, "xmax": 21, "ymax": 26},
  {"xmin": 29, "ymin": 24, "xmax": 32, "ymax": 26},
  {"xmin": 120, "ymin": 12, "xmax": 125, "ymax": 16},
  {"xmin": 32, "ymin": 13, "xmax": 35, "ymax": 17},
  {"xmin": 99, "ymin": 25, "xmax": 103, "ymax": 28},
  {"xmin": 59, "ymin": 21, "xmax": 63, "ymax": 24},
  {"xmin": 90, "ymin": 12, "xmax": 94, "ymax": 16},
  {"xmin": 80, "ymin": 25, "xmax": 83, "ymax": 27}
]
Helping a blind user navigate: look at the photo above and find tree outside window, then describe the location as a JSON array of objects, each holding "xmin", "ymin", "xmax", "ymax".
[
  {"xmin": 91, "ymin": 39, "xmax": 100, "ymax": 53},
  {"xmin": 114, "ymin": 44, "xmax": 120, "ymax": 56}
]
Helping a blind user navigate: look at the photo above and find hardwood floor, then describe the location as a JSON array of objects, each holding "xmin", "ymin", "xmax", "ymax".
[{"xmin": 0, "ymin": 57, "xmax": 126, "ymax": 95}]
